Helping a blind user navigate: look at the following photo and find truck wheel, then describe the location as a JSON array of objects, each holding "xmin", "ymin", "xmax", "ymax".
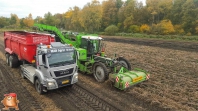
[
  {"xmin": 35, "ymin": 79, "xmax": 44, "ymax": 94},
  {"xmin": 93, "ymin": 62, "xmax": 108, "ymax": 83},
  {"xmin": 9, "ymin": 55, "xmax": 14, "ymax": 68},
  {"xmin": 117, "ymin": 57, "xmax": 131, "ymax": 70},
  {"xmin": 9, "ymin": 55, "xmax": 19, "ymax": 68},
  {"xmin": 20, "ymin": 67, "xmax": 26, "ymax": 79},
  {"xmin": 5, "ymin": 54, "xmax": 10, "ymax": 66}
]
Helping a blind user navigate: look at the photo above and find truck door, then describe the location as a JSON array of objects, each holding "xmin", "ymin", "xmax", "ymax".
[{"xmin": 39, "ymin": 54, "xmax": 50, "ymax": 78}]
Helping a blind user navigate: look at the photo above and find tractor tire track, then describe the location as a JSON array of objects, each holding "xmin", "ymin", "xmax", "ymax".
[
  {"xmin": 72, "ymin": 84, "xmax": 122, "ymax": 111},
  {"xmin": 50, "ymin": 83, "xmax": 122, "ymax": 111},
  {"xmin": 0, "ymin": 59, "xmax": 43, "ymax": 111}
]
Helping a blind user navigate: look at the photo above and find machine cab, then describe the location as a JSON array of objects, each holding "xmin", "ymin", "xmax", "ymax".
[{"xmin": 80, "ymin": 36, "xmax": 104, "ymax": 57}]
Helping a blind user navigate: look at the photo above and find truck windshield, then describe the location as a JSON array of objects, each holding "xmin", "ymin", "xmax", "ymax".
[{"xmin": 47, "ymin": 51, "xmax": 76, "ymax": 67}]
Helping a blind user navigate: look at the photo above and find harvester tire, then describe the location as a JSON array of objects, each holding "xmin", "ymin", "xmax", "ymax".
[
  {"xmin": 117, "ymin": 57, "xmax": 132, "ymax": 70},
  {"xmin": 93, "ymin": 62, "xmax": 108, "ymax": 83}
]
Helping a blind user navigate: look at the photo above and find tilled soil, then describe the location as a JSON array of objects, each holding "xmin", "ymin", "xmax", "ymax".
[{"xmin": 0, "ymin": 33, "xmax": 198, "ymax": 111}]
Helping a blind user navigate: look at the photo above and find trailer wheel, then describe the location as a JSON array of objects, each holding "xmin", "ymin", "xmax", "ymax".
[
  {"xmin": 35, "ymin": 79, "xmax": 44, "ymax": 94},
  {"xmin": 5, "ymin": 54, "xmax": 10, "ymax": 66},
  {"xmin": 117, "ymin": 57, "xmax": 131, "ymax": 70},
  {"xmin": 93, "ymin": 62, "xmax": 108, "ymax": 83},
  {"xmin": 9, "ymin": 55, "xmax": 19, "ymax": 68}
]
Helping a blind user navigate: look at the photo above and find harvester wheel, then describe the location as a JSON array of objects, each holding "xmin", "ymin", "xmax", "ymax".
[
  {"xmin": 117, "ymin": 57, "xmax": 131, "ymax": 70},
  {"xmin": 93, "ymin": 62, "xmax": 108, "ymax": 83}
]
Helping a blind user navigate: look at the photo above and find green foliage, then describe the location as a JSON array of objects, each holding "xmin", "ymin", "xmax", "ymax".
[
  {"xmin": 105, "ymin": 25, "xmax": 119, "ymax": 35},
  {"xmin": 127, "ymin": 25, "xmax": 140, "ymax": 33},
  {"xmin": 0, "ymin": 17, "xmax": 10, "ymax": 28}
]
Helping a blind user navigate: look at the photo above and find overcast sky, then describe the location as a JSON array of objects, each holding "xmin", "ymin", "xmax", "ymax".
[{"xmin": 0, "ymin": 0, "xmax": 146, "ymax": 19}]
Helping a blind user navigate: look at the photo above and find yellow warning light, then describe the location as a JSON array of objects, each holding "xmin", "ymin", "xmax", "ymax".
[
  {"xmin": 69, "ymin": 44, "xmax": 72, "ymax": 46},
  {"xmin": 47, "ymin": 45, "xmax": 50, "ymax": 48},
  {"xmin": 32, "ymin": 60, "xmax": 35, "ymax": 63}
]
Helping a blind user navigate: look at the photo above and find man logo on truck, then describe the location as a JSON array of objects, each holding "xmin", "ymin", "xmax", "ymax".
[{"xmin": 60, "ymin": 70, "xmax": 69, "ymax": 75}]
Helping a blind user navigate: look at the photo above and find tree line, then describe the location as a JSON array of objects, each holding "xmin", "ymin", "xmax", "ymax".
[{"xmin": 0, "ymin": 0, "xmax": 198, "ymax": 35}]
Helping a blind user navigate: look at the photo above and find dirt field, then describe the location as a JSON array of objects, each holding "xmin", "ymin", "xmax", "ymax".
[{"xmin": 0, "ymin": 33, "xmax": 197, "ymax": 111}]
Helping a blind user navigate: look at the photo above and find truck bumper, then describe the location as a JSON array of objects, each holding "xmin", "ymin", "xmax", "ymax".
[{"xmin": 44, "ymin": 73, "xmax": 78, "ymax": 90}]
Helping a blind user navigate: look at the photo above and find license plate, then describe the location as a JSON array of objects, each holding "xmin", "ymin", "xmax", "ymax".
[
  {"xmin": 62, "ymin": 80, "xmax": 69, "ymax": 84},
  {"xmin": 132, "ymin": 76, "xmax": 143, "ymax": 83}
]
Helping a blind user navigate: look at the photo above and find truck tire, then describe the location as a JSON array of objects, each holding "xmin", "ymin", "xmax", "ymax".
[
  {"xmin": 5, "ymin": 53, "xmax": 10, "ymax": 66},
  {"xmin": 93, "ymin": 62, "xmax": 108, "ymax": 83},
  {"xmin": 117, "ymin": 57, "xmax": 132, "ymax": 70},
  {"xmin": 35, "ymin": 79, "xmax": 44, "ymax": 94},
  {"xmin": 9, "ymin": 55, "xmax": 19, "ymax": 68}
]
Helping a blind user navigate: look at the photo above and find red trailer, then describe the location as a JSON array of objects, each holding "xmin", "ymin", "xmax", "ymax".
[{"xmin": 4, "ymin": 31, "xmax": 55, "ymax": 65}]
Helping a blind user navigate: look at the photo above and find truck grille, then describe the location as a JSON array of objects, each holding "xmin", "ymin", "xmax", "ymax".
[
  {"xmin": 55, "ymin": 76, "xmax": 72, "ymax": 87},
  {"xmin": 54, "ymin": 68, "xmax": 74, "ymax": 77}
]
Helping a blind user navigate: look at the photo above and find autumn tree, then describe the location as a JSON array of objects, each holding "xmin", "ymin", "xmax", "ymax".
[
  {"xmin": 181, "ymin": 0, "xmax": 198, "ymax": 34},
  {"xmin": 64, "ymin": 8, "xmax": 73, "ymax": 30},
  {"xmin": 0, "ymin": 17, "xmax": 10, "ymax": 28},
  {"xmin": 43, "ymin": 12, "xmax": 55, "ymax": 26},
  {"xmin": 79, "ymin": 0, "xmax": 102, "ymax": 33},
  {"xmin": 123, "ymin": 0, "xmax": 136, "ymax": 30},
  {"xmin": 157, "ymin": 19, "xmax": 175, "ymax": 35},
  {"xmin": 117, "ymin": 6, "xmax": 125, "ymax": 31},
  {"xmin": 133, "ymin": 1, "xmax": 150, "ymax": 25},
  {"xmin": 23, "ymin": 13, "xmax": 34, "ymax": 27},
  {"xmin": 71, "ymin": 6, "xmax": 82, "ymax": 31},
  {"xmin": 101, "ymin": 0, "xmax": 118, "ymax": 29},
  {"xmin": 174, "ymin": 25, "xmax": 185, "ymax": 35},
  {"xmin": 10, "ymin": 14, "xmax": 20, "ymax": 28},
  {"xmin": 168, "ymin": 0, "xmax": 186, "ymax": 25},
  {"xmin": 140, "ymin": 24, "xmax": 150, "ymax": 33},
  {"xmin": 34, "ymin": 16, "xmax": 44, "ymax": 24}
]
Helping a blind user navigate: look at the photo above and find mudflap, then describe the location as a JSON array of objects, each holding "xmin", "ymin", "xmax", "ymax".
[{"xmin": 110, "ymin": 67, "xmax": 150, "ymax": 90}]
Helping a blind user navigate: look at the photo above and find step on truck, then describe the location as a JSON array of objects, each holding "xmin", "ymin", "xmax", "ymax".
[{"xmin": 4, "ymin": 31, "xmax": 78, "ymax": 94}]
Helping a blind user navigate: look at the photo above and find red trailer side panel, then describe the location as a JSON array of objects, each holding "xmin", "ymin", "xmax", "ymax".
[{"xmin": 4, "ymin": 31, "xmax": 55, "ymax": 63}]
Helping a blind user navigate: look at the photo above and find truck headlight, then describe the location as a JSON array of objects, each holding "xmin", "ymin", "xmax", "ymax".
[
  {"xmin": 48, "ymin": 82, "xmax": 55, "ymax": 86},
  {"xmin": 75, "ymin": 75, "xmax": 78, "ymax": 79}
]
